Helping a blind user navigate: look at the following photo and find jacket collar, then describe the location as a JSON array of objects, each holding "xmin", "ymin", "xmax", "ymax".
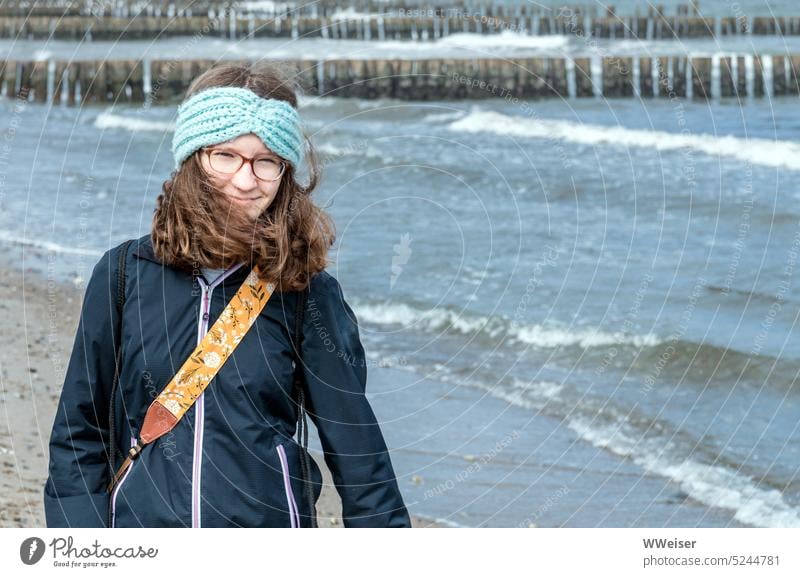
[
  {"xmin": 132, "ymin": 234, "xmax": 251, "ymax": 283},
  {"xmin": 132, "ymin": 234, "xmax": 160, "ymax": 264}
]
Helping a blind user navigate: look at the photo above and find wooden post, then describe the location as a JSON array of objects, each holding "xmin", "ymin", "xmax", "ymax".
[
  {"xmin": 0, "ymin": 60, "xmax": 7, "ymax": 96},
  {"xmin": 632, "ymin": 17, "xmax": 647, "ymax": 38},
  {"xmin": 671, "ymin": 57, "xmax": 686, "ymax": 97},
  {"xmin": 66, "ymin": 61, "xmax": 79, "ymax": 105},
  {"xmin": 691, "ymin": 57, "xmax": 711, "ymax": 99},
  {"xmin": 293, "ymin": 59, "xmax": 314, "ymax": 96},
  {"xmin": 548, "ymin": 57, "xmax": 568, "ymax": 98},
  {"xmin": 773, "ymin": 56, "xmax": 787, "ymax": 96},
  {"xmin": 105, "ymin": 60, "xmax": 127, "ymax": 102},
  {"xmin": 150, "ymin": 60, "xmax": 178, "ymax": 102},
  {"xmin": 26, "ymin": 61, "xmax": 49, "ymax": 102},
  {"xmin": 396, "ymin": 59, "xmax": 413, "ymax": 99},
  {"xmin": 76, "ymin": 61, "xmax": 94, "ymax": 104},
  {"xmin": 383, "ymin": 59, "xmax": 397, "ymax": 99},
  {"xmin": 334, "ymin": 59, "xmax": 350, "ymax": 97},
  {"xmin": 52, "ymin": 61, "xmax": 69, "ymax": 104},
  {"xmin": 502, "ymin": 58, "xmax": 520, "ymax": 98},
  {"xmin": 639, "ymin": 57, "xmax": 653, "ymax": 97},
  {"xmin": 435, "ymin": 58, "xmax": 450, "ymax": 99},
  {"xmin": 573, "ymin": 58, "xmax": 593, "ymax": 97},
  {"xmin": 788, "ymin": 56, "xmax": 800, "ymax": 96},
  {"xmin": 736, "ymin": 56, "xmax": 747, "ymax": 96},
  {"xmin": 719, "ymin": 17, "xmax": 736, "ymax": 35},
  {"xmin": 505, "ymin": 57, "xmax": 524, "ymax": 98},
  {"xmin": 128, "ymin": 59, "xmax": 144, "ymax": 102},
  {"xmin": 752, "ymin": 55, "xmax": 765, "ymax": 97},
  {"xmin": 657, "ymin": 57, "xmax": 671, "ymax": 97},
  {"xmin": 361, "ymin": 58, "xmax": 378, "ymax": 99},
  {"xmin": 751, "ymin": 17, "xmax": 768, "ymax": 35},
  {"xmin": 2, "ymin": 60, "xmax": 17, "ymax": 97},
  {"xmin": 421, "ymin": 59, "xmax": 440, "ymax": 100},
  {"xmin": 349, "ymin": 59, "xmax": 365, "ymax": 98},
  {"xmin": 719, "ymin": 57, "xmax": 735, "ymax": 97},
  {"xmin": 603, "ymin": 56, "xmax": 634, "ymax": 97},
  {"xmin": 528, "ymin": 58, "xmax": 548, "ymax": 98},
  {"xmin": 374, "ymin": 58, "xmax": 394, "ymax": 98},
  {"xmin": 477, "ymin": 58, "xmax": 491, "ymax": 99}
]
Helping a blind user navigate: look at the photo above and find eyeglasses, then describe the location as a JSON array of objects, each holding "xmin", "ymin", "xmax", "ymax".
[{"xmin": 202, "ymin": 147, "xmax": 286, "ymax": 182}]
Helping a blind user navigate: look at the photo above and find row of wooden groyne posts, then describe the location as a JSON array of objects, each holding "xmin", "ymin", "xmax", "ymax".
[
  {"xmin": 2, "ymin": 55, "xmax": 799, "ymax": 105},
  {"xmin": 3, "ymin": 12, "xmax": 800, "ymax": 40},
  {"xmin": 0, "ymin": 1, "xmax": 701, "ymax": 18}
]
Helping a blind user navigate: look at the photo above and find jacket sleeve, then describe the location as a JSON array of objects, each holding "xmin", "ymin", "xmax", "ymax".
[
  {"xmin": 300, "ymin": 271, "xmax": 412, "ymax": 528},
  {"xmin": 43, "ymin": 245, "xmax": 123, "ymax": 527}
]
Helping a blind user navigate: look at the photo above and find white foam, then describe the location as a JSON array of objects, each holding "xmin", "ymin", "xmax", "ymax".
[
  {"xmin": 316, "ymin": 142, "xmax": 383, "ymax": 162},
  {"xmin": 480, "ymin": 379, "xmax": 556, "ymax": 413},
  {"xmin": 94, "ymin": 110, "xmax": 175, "ymax": 133},
  {"xmin": 297, "ymin": 94, "xmax": 342, "ymax": 109},
  {"xmin": 354, "ymin": 300, "xmax": 658, "ymax": 348},
  {"xmin": 436, "ymin": 31, "xmax": 570, "ymax": 51},
  {"xmin": 569, "ymin": 418, "xmax": 800, "ymax": 528},
  {"xmin": 448, "ymin": 110, "xmax": 800, "ymax": 172},
  {"xmin": 423, "ymin": 516, "xmax": 469, "ymax": 528},
  {"xmin": 330, "ymin": 7, "xmax": 374, "ymax": 20},
  {"xmin": 513, "ymin": 323, "xmax": 661, "ymax": 348},
  {"xmin": 355, "ymin": 301, "xmax": 507, "ymax": 338},
  {"xmin": 423, "ymin": 110, "xmax": 466, "ymax": 123},
  {"xmin": 512, "ymin": 379, "xmax": 564, "ymax": 400},
  {"xmin": 316, "ymin": 142, "xmax": 350, "ymax": 157},
  {"xmin": 238, "ymin": 0, "xmax": 296, "ymax": 12}
]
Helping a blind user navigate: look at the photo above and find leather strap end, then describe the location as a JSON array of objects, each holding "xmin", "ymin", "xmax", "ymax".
[{"xmin": 140, "ymin": 401, "xmax": 179, "ymax": 445}]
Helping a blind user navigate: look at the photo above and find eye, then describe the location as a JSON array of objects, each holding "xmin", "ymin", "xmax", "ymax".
[
  {"xmin": 211, "ymin": 151, "xmax": 237, "ymax": 159},
  {"xmin": 254, "ymin": 157, "xmax": 279, "ymax": 166}
]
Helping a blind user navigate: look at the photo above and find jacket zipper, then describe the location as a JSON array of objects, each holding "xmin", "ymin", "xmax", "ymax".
[
  {"xmin": 192, "ymin": 263, "xmax": 245, "ymax": 528},
  {"xmin": 110, "ymin": 435, "xmax": 139, "ymax": 528},
  {"xmin": 276, "ymin": 444, "xmax": 301, "ymax": 528}
]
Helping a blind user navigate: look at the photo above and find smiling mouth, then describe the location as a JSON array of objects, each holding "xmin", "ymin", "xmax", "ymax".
[{"xmin": 230, "ymin": 196, "xmax": 260, "ymax": 202}]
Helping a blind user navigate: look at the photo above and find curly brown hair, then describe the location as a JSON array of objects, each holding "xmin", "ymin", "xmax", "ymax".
[{"xmin": 151, "ymin": 62, "xmax": 335, "ymax": 292}]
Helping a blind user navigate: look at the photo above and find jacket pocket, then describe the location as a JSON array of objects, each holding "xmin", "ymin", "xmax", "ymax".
[{"xmin": 276, "ymin": 443, "xmax": 300, "ymax": 528}]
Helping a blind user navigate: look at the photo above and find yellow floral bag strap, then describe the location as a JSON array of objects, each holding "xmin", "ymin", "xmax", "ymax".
[{"xmin": 107, "ymin": 265, "xmax": 274, "ymax": 493}]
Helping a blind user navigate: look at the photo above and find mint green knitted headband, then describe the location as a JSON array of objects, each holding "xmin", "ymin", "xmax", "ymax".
[{"xmin": 172, "ymin": 86, "xmax": 303, "ymax": 170}]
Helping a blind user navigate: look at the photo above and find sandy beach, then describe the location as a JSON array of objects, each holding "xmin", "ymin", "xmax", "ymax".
[{"xmin": 0, "ymin": 254, "xmax": 440, "ymax": 528}]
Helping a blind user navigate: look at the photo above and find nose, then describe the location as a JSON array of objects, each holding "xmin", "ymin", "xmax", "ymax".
[{"xmin": 230, "ymin": 160, "xmax": 258, "ymax": 192}]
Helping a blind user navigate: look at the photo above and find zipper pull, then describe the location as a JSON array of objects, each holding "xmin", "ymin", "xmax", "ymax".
[{"xmin": 107, "ymin": 439, "xmax": 145, "ymax": 494}]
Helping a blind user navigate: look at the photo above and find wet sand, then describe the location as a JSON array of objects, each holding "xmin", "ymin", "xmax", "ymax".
[{"xmin": 0, "ymin": 256, "xmax": 439, "ymax": 528}]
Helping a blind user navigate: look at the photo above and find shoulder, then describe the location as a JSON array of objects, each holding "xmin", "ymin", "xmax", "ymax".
[
  {"xmin": 97, "ymin": 235, "xmax": 147, "ymax": 266},
  {"xmin": 87, "ymin": 236, "xmax": 146, "ymax": 289},
  {"xmin": 307, "ymin": 269, "xmax": 340, "ymax": 298},
  {"xmin": 303, "ymin": 270, "xmax": 359, "ymax": 324},
  {"xmin": 305, "ymin": 270, "xmax": 354, "ymax": 312},
  {"xmin": 300, "ymin": 270, "xmax": 363, "ymax": 350}
]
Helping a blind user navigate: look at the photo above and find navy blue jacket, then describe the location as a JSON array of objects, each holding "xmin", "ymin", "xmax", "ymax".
[{"xmin": 43, "ymin": 234, "xmax": 411, "ymax": 528}]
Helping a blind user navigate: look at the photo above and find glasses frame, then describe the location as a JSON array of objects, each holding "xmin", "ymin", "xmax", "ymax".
[{"xmin": 201, "ymin": 147, "xmax": 286, "ymax": 182}]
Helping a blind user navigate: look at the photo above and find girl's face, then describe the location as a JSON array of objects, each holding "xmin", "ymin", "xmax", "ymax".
[{"xmin": 199, "ymin": 133, "xmax": 284, "ymax": 221}]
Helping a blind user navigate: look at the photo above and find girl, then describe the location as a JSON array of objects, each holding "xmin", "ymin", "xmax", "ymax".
[{"xmin": 43, "ymin": 63, "xmax": 411, "ymax": 528}]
